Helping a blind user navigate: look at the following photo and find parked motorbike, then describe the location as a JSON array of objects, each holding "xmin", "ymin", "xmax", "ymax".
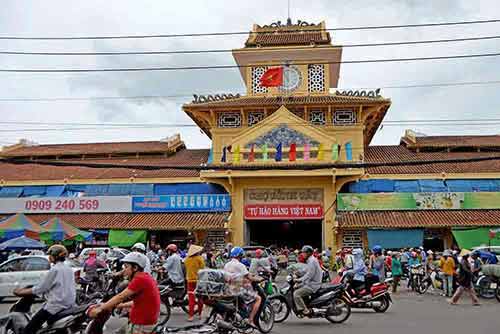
[
  {"xmin": 341, "ymin": 273, "xmax": 392, "ymax": 313},
  {"xmin": 416, "ymin": 268, "xmax": 443, "ymax": 295},
  {"xmin": 474, "ymin": 274, "xmax": 499, "ymax": 299},
  {"xmin": 203, "ymin": 280, "xmax": 275, "ymax": 334},
  {"xmin": 269, "ymin": 275, "xmax": 351, "ymax": 324},
  {"xmin": 0, "ymin": 289, "xmax": 90, "ymax": 334},
  {"xmin": 408, "ymin": 264, "xmax": 426, "ymax": 293}
]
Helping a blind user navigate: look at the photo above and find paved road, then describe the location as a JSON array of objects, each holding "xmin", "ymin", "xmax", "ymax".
[{"xmin": 1, "ymin": 291, "xmax": 499, "ymax": 333}]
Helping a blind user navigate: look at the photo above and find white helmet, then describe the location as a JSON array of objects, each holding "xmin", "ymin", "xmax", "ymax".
[
  {"xmin": 132, "ymin": 243, "xmax": 146, "ymax": 252},
  {"xmin": 427, "ymin": 250, "xmax": 434, "ymax": 255},
  {"xmin": 122, "ymin": 252, "xmax": 148, "ymax": 270}
]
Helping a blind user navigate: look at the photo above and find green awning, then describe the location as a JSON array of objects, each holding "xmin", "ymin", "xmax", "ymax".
[
  {"xmin": 452, "ymin": 227, "xmax": 500, "ymax": 249},
  {"xmin": 108, "ymin": 230, "xmax": 147, "ymax": 247}
]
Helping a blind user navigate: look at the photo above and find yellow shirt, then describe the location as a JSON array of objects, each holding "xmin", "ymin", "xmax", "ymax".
[
  {"xmin": 184, "ymin": 255, "xmax": 205, "ymax": 282},
  {"xmin": 439, "ymin": 257, "xmax": 455, "ymax": 276}
]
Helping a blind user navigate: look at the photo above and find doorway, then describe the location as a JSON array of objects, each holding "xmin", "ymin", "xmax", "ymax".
[{"xmin": 246, "ymin": 219, "xmax": 322, "ymax": 249}]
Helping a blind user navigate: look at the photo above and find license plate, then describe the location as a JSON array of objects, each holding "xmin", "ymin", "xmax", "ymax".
[{"xmin": 490, "ymin": 283, "xmax": 497, "ymax": 289}]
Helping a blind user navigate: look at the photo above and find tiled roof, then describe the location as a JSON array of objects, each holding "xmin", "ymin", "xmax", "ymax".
[
  {"xmin": 337, "ymin": 210, "xmax": 500, "ymax": 228},
  {"xmin": 0, "ymin": 149, "xmax": 209, "ymax": 181},
  {"xmin": 246, "ymin": 31, "xmax": 330, "ymax": 47},
  {"xmin": 1, "ymin": 140, "xmax": 183, "ymax": 158},
  {"xmin": 365, "ymin": 145, "xmax": 500, "ymax": 174},
  {"xmin": 16, "ymin": 212, "xmax": 228, "ymax": 230},
  {"xmin": 402, "ymin": 135, "xmax": 500, "ymax": 149},
  {"xmin": 184, "ymin": 94, "xmax": 390, "ymax": 108}
]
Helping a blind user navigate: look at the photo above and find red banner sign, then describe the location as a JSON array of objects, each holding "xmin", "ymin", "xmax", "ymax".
[{"xmin": 244, "ymin": 204, "xmax": 323, "ymax": 220}]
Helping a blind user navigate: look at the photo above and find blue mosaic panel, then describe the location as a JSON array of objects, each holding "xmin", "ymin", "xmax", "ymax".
[{"xmin": 245, "ymin": 124, "xmax": 319, "ymax": 148}]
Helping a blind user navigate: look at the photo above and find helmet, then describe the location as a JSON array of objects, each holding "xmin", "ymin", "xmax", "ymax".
[
  {"xmin": 47, "ymin": 245, "xmax": 68, "ymax": 261},
  {"xmin": 301, "ymin": 245, "xmax": 314, "ymax": 254},
  {"xmin": 132, "ymin": 243, "xmax": 146, "ymax": 252},
  {"xmin": 69, "ymin": 253, "xmax": 76, "ymax": 259},
  {"xmin": 427, "ymin": 250, "xmax": 434, "ymax": 255},
  {"xmin": 88, "ymin": 250, "xmax": 97, "ymax": 256},
  {"xmin": 410, "ymin": 251, "xmax": 417, "ymax": 258},
  {"xmin": 443, "ymin": 250, "xmax": 452, "ymax": 256},
  {"xmin": 230, "ymin": 246, "xmax": 244, "ymax": 258},
  {"xmin": 372, "ymin": 245, "xmax": 382, "ymax": 254},
  {"xmin": 167, "ymin": 244, "xmax": 178, "ymax": 252},
  {"xmin": 255, "ymin": 249, "xmax": 263, "ymax": 258},
  {"xmin": 122, "ymin": 252, "xmax": 148, "ymax": 270}
]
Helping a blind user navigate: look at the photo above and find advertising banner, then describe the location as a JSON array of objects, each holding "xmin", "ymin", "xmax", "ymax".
[
  {"xmin": 0, "ymin": 196, "xmax": 131, "ymax": 214},
  {"xmin": 132, "ymin": 194, "xmax": 231, "ymax": 212},
  {"xmin": 244, "ymin": 204, "xmax": 323, "ymax": 220},
  {"xmin": 338, "ymin": 192, "xmax": 500, "ymax": 211}
]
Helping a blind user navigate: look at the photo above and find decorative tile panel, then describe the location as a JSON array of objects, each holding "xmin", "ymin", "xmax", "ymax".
[
  {"xmin": 246, "ymin": 124, "xmax": 319, "ymax": 148},
  {"xmin": 247, "ymin": 111, "xmax": 265, "ymax": 126},
  {"xmin": 251, "ymin": 67, "xmax": 268, "ymax": 94},
  {"xmin": 308, "ymin": 64, "xmax": 325, "ymax": 93},
  {"xmin": 218, "ymin": 112, "xmax": 242, "ymax": 128},
  {"xmin": 309, "ymin": 110, "xmax": 326, "ymax": 125},
  {"xmin": 334, "ymin": 110, "xmax": 357, "ymax": 125}
]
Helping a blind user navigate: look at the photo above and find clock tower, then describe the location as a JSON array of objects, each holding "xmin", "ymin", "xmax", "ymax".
[{"xmin": 232, "ymin": 20, "xmax": 342, "ymax": 96}]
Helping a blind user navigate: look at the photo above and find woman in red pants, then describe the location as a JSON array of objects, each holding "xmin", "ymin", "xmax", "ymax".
[{"xmin": 184, "ymin": 244, "xmax": 206, "ymax": 321}]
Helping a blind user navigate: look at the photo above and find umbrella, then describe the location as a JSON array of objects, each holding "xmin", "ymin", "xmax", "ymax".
[
  {"xmin": 0, "ymin": 213, "xmax": 47, "ymax": 240},
  {"xmin": 0, "ymin": 236, "xmax": 46, "ymax": 251},
  {"xmin": 41, "ymin": 217, "xmax": 92, "ymax": 242}
]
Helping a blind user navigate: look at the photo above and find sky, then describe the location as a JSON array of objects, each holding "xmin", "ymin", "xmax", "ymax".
[{"xmin": 0, "ymin": 0, "xmax": 499, "ymax": 149}]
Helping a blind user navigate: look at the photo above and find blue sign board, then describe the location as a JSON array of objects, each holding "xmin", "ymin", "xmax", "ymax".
[{"xmin": 132, "ymin": 194, "xmax": 231, "ymax": 213}]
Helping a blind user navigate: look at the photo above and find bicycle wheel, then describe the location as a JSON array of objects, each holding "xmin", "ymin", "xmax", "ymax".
[{"xmin": 157, "ymin": 299, "xmax": 172, "ymax": 325}]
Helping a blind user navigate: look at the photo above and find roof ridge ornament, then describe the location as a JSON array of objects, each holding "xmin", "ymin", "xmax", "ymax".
[
  {"xmin": 335, "ymin": 88, "xmax": 381, "ymax": 98},
  {"xmin": 258, "ymin": 20, "xmax": 319, "ymax": 29},
  {"xmin": 192, "ymin": 93, "xmax": 241, "ymax": 104}
]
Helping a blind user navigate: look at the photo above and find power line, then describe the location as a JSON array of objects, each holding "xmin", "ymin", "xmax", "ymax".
[
  {"xmin": 1, "ymin": 51, "xmax": 500, "ymax": 73},
  {"xmin": 1, "ymin": 121, "xmax": 500, "ymax": 133},
  {"xmin": 0, "ymin": 18, "xmax": 499, "ymax": 40},
  {"xmin": 2, "ymin": 154, "xmax": 500, "ymax": 171},
  {"xmin": 2, "ymin": 35, "xmax": 500, "ymax": 56},
  {"xmin": 0, "ymin": 80, "xmax": 499, "ymax": 102}
]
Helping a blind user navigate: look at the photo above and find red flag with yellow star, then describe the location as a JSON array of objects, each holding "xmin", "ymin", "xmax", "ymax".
[{"xmin": 260, "ymin": 67, "xmax": 283, "ymax": 87}]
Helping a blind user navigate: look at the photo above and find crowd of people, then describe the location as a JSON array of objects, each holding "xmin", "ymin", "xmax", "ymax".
[{"xmin": 6, "ymin": 241, "xmax": 499, "ymax": 334}]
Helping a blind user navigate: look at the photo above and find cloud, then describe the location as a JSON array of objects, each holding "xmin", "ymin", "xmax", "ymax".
[{"xmin": 0, "ymin": 0, "xmax": 499, "ymax": 148}]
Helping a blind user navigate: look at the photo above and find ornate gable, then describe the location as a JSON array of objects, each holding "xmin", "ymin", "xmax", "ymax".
[{"xmin": 230, "ymin": 105, "xmax": 336, "ymax": 153}]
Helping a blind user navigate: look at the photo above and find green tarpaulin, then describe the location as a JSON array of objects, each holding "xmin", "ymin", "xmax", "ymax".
[
  {"xmin": 452, "ymin": 227, "xmax": 500, "ymax": 250},
  {"xmin": 108, "ymin": 230, "xmax": 147, "ymax": 247}
]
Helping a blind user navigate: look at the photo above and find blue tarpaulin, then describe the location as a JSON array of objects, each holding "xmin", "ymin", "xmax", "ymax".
[
  {"xmin": 46, "ymin": 185, "xmax": 66, "ymax": 197},
  {"xmin": 63, "ymin": 184, "xmax": 87, "ymax": 197},
  {"xmin": 85, "ymin": 184, "xmax": 109, "ymax": 196},
  {"xmin": 154, "ymin": 183, "xmax": 227, "ymax": 195},
  {"xmin": 418, "ymin": 180, "xmax": 448, "ymax": 192},
  {"xmin": 0, "ymin": 187, "xmax": 24, "ymax": 198},
  {"xmin": 367, "ymin": 229, "xmax": 424, "ymax": 249},
  {"xmin": 22, "ymin": 186, "xmax": 47, "ymax": 197},
  {"xmin": 370, "ymin": 180, "xmax": 395, "ymax": 192},
  {"xmin": 107, "ymin": 184, "xmax": 133, "ymax": 196},
  {"xmin": 130, "ymin": 184, "xmax": 154, "ymax": 195}
]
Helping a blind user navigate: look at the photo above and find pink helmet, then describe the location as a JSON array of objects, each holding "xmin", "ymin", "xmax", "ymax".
[
  {"xmin": 167, "ymin": 244, "xmax": 178, "ymax": 252},
  {"xmin": 255, "ymin": 249, "xmax": 263, "ymax": 258}
]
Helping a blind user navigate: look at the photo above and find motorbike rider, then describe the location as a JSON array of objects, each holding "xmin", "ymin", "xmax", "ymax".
[
  {"xmin": 224, "ymin": 246, "xmax": 262, "ymax": 327},
  {"xmin": 89, "ymin": 252, "xmax": 160, "ymax": 334},
  {"xmin": 14, "ymin": 245, "xmax": 76, "ymax": 334},
  {"xmin": 163, "ymin": 244, "xmax": 185, "ymax": 286},
  {"xmin": 131, "ymin": 243, "xmax": 152, "ymax": 274},
  {"xmin": 342, "ymin": 248, "xmax": 354, "ymax": 271},
  {"xmin": 344, "ymin": 248, "xmax": 368, "ymax": 295},
  {"xmin": 369, "ymin": 245, "xmax": 385, "ymax": 282},
  {"xmin": 249, "ymin": 248, "xmax": 271, "ymax": 275},
  {"xmin": 83, "ymin": 250, "xmax": 108, "ymax": 283},
  {"xmin": 293, "ymin": 245, "xmax": 322, "ymax": 316}
]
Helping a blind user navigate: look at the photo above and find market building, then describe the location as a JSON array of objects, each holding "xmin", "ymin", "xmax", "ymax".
[{"xmin": 0, "ymin": 20, "xmax": 499, "ymax": 250}]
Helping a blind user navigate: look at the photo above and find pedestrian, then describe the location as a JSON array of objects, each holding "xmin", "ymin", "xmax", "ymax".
[
  {"xmin": 391, "ymin": 252, "xmax": 402, "ymax": 293},
  {"xmin": 450, "ymin": 253, "xmax": 480, "ymax": 305},
  {"xmin": 439, "ymin": 250, "xmax": 456, "ymax": 297},
  {"xmin": 184, "ymin": 244, "xmax": 205, "ymax": 321},
  {"xmin": 400, "ymin": 248, "xmax": 409, "ymax": 277},
  {"xmin": 369, "ymin": 245, "xmax": 386, "ymax": 282}
]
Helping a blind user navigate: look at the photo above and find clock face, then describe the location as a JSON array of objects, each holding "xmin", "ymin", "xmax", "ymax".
[{"xmin": 280, "ymin": 66, "xmax": 302, "ymax": 92}]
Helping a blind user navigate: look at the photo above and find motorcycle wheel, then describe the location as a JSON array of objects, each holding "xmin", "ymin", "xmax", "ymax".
[
  {"xmin": 417, "ymin": 279, "xmax": 430, "ymax": 295},
  {"xmin": 373, "ymin": 295, "xmax": 390, "ymax": 313},
  {"xmin": 180, "ymin": 295, "xmax": 190, "ymax": 314},
  {"xmin": 477, "ymin": 276, "xmax": 496, "ymax": 299},
  {"xmin": 325, "ymin": 297, "xmax": 351, "ymax": 324},
  {"xmin": 157, "ymin": 299, "xmax": 172, "ymax": 325},
  {"xmin": 495, "ymin": 286, "xmax": 500, "ymax": 303},
  {"xmin": 269, "ymin": 296, "xmax": 290, "ymax": 323},
  {"xmin": 256, "ymin": 303, "xmax": 275, "ymax": 334}
]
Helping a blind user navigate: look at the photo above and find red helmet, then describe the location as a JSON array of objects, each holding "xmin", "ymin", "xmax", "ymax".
[
  {"xmin": 88, "ymin": 250, "xmax": 97, "ymax": 256},
  {"xmin": 410, "ymin": 251, "xmax": 417, "ymax": 258},
  {"xmin": 255, "ymin": 249, "xmax": 263, "ymax": 258},
  {"xmin": 167, "ymin": 244, "xmax": 178, "ymax": 252}
]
